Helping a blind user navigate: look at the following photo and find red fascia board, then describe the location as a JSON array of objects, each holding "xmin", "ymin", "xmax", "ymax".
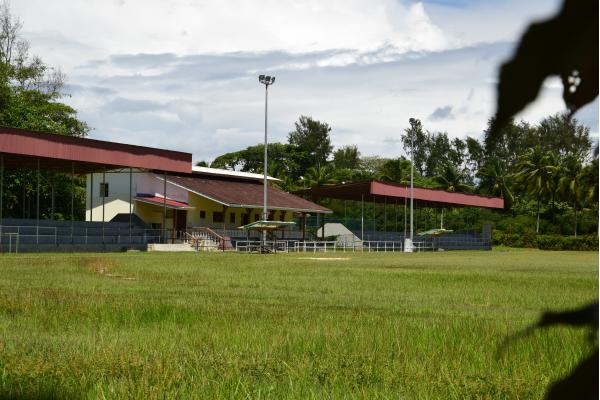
[
  {"xmin": 0, "ymin": 127, "xmax": 191, "ymax": 174},
  {"xmin": 370, "ymin": 181, "xmax": 504, "ymax": 209}
]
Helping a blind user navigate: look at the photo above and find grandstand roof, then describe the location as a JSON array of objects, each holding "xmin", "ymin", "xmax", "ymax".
[
  {"xmin": 164, "ymin": 175, "xmax": 332, "ymax": 214},
  {"xmin": 294, "ymin": 180, "xmax": 504, "ymax": 209},
  {"xmin": 0, "ymin": 127, "xmax": 192, "ymax": 174}
]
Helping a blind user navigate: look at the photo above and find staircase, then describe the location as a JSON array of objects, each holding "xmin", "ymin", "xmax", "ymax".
[{"xmin": 184, "ymin": 227, "xmax": 233, "ymax": 251}]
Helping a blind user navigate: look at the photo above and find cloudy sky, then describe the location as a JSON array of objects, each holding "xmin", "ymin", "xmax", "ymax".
[{"xmin": 15, "ymin": 0, "xmax": 598, "ymax": 163}]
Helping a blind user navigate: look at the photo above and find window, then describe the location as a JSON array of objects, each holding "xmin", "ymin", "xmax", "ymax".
[
  {"xmin": 213, "ymin": 212, "xmax": 224, "ymax": 223},
  {"xmin": 99, "ymin": 182, "xmax": 109, "ymax": 197},
  {"xmin": 229, "ymin": 213, "xmax": 236, "ymax": 223},
  {"xmin": 254, "ymin": 213, "xmax": 260, "ymax": 222},
  {"xmin": 279, "ymin": 211, "xmax": 286, "ymax": 221},
  {"xmin": 199, "ymin": 210, "xmax": 206, "ymax": 219}
]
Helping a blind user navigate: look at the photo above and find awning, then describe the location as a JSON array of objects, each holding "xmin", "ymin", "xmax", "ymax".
[
  {"xmin": 238, "ymin": 220, "xmax": 296, "ymax": 231},
  {"xmin": 417, "ymin": 228, "xmax": 454, "ymax": 236},
  {"xmin": 135, "ymin": 195, "xmax": 195, "ymax": 210}
]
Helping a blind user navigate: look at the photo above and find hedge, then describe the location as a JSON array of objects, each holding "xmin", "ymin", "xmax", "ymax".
[{"xmin": 492, "ymin": 231, "xmax": 598, "ymax": 251}]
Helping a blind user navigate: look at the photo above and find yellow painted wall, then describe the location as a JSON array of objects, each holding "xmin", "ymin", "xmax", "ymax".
[
  {"xmin": 136, "ymin": 201, "xmax": 174, "ymax": 229},
  {"xmin": 186, "ymin": 193, "xmax": 293, "ymax": 229}
]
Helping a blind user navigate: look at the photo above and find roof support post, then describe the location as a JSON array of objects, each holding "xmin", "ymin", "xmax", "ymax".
[
  {"xmin": 162, "ymin": 173, "xmax": 167, "ymax": 244},
  {"xmin": 71, "ymin": 162, "xmax": 74, "ymax": 243},
  {"xmin": 384, "ymin": 197, "xmax": 387, "ymax": 234},
  {"xmin": 302, "ymin": 212, "xmax": 306, "ymax": 241},
  {"xmin": 89, "ymin": 172, "xmax": 93, "ymax": 222},
  {"xmin": 36, "ymin": 158, "xmax": 40, "ymax": 245},
  {"xmin": 394, "ymin": 199, "xmax": 398, "ymax": 234},
  {"xmin": 372, "ymin": 196, "xmax": 376, "ymax": 233},
  {"xmin": 129, "ymin": 168, "xmax": 132, "ymax": 242},
  {"xmin": 0, "ymin": 154, "xmax": 3, "ymax": 248},
  {"xmin": 102, "ymin": 167, "xmax": 105, "ymax": 244},
  {"xmin": 361, "ymin": 194, "xmax": 364, "ymax": 241},
  {"xmin": 50, "ymin": 173, "xmax": 55, "ymax": 221}
]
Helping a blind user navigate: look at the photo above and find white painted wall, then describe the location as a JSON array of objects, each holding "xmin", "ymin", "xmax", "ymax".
[{"xmin": 85, "ymin": 170, "xmax": 188, "ymax": 224}]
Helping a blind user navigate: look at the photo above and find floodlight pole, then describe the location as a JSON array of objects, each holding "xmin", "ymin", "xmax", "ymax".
[
  {"xmin": 404, "ymin": 120, "xmax": 415, "ymax": 253},
  {"xmin": 410, "ymin": 126, "xmax": 414, "ymax": 243},
  {"xmin": 259, "ymin": 75, "xmax": 275, "ymax": 250}
]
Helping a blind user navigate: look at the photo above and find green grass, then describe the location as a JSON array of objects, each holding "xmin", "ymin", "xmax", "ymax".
[{"xmin": 0, "ymin": 249, "xmax": 597, "ymax": 399}]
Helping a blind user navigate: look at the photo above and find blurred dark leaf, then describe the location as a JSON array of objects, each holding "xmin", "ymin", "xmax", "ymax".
[
  {"xmin": 489, "ymin": 0, "xmax": 598, "ymax": 142},
  {"xmin": 538, "ymin": 301, "xmax": 598, "ymax": 329},
  {"xmin": 545, "ymin": 350, "xmax": 598, "ymax": 400}
]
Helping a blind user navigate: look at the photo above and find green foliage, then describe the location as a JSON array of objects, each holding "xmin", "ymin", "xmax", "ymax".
[
  {"xmin": 434, "ymin": 163, "xmax": 472, "ymax": 193},
  {"xmin": 0, "ymin": 4, "xmax": 90, "ymax": 219},
  {"xmin": 287, "ymin": 115, "xmax": 333, "ymax": 173},
  {"xmin": 493, "ymin": 231, "xmax": 599, "ymax": 251},
  {"xmin": 332, "ymin": 145, "xmax": 360, "ymax": 170},
  {"xmin": 400, "ymin": 118, "xmax": 428, "ymax": 175}
]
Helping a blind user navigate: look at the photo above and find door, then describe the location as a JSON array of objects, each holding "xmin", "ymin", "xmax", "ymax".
[{"xmin": 175, "ymin": 210, "xmax": 187, "ymax": 232}]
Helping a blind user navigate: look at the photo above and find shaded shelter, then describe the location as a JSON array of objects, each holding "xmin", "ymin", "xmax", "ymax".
[
  {"xmin": 295, "ymin": 180, "xmax": 504, "ymax": 238},
  {"xmin": 0, "ymin": 127, "xmax": 192, "ymax": 244}
]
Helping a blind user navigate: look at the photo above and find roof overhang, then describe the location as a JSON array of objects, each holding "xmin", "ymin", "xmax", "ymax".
[
  {"xmin": 160, "ymin": 175, "xmax": 333, "ymax": 214},
  {"xmin": 135, "ymin": 195, "xmax": 195, "ymax": 210},
  {"xmin": 0, "ymin": 127, "xmax": 192, "ymax": 174}
]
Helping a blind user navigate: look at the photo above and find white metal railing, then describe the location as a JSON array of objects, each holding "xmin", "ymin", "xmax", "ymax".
[
  {"xmin": 0, "ymin": 233, "xmax": 19, "ymax": 253},
  {"xmin": 291, "ymin": 241, "xmax": 337, "ymax": 252},
  {"xmin": 0, "ymin": 226, "xmax": 56, "ymax": 245},
  {"xmin": 233, "ymin": 239, "xmax": 438, "ymax": 253},
  {"xmin": 412, "ymin": 241, "xmax": 435, "ymax": 252},
  {"xmin": 235, "ymin": 240, "xmax": 291, "ymax": 253}
]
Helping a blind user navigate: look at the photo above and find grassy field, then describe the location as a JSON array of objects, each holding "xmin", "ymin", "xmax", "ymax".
[{"xmin": 0, "ymin": 249, "xmax": 597, "ymax": 399}]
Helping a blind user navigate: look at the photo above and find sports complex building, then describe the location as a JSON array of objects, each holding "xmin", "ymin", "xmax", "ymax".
[{"xmin": 0, "ymin": 127, "xmax": 503, "ymax": 252}]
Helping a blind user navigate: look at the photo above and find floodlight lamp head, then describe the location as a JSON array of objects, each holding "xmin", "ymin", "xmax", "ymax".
[
  {"xmin": 270, "ymin": 76, "xmax": 275, "ymax": 84},
  {"xmin": 259, "ymin": 74, "xmax": 265, "ymax": 82}
]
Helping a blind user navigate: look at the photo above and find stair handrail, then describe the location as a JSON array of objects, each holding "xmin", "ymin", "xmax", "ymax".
[{"xmin": 189, "ymin": 227, "xmax": 226, "ymax": 251}]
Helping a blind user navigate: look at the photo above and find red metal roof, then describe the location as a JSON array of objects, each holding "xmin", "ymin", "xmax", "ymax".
[
  {"xmin": 294, "ymin": 180, "xmax": 504, "ymax": 209},
  {"xmin": 166, "ymin": 175, "xmax": 332, "ymax": 213},
  {"xmin": 135, "ymin": 195, "xmax": 194, "ymax": 209},
  {"xmin": 0, "ymin": 127, "xmax": 192, "ymax": 174}
]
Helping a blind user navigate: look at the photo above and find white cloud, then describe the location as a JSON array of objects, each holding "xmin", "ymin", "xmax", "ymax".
[{"xmin": 11, "ymin": 0, "xmax": 598, "ymax": 163}]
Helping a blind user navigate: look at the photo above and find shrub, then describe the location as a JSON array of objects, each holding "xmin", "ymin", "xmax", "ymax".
[{"xmin": 493, "ymin": 230, "xmax": 599, "ymax": 251}]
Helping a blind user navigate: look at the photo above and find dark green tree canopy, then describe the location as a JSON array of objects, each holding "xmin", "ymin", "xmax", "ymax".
[
  {"xmin": 333, "ymin": 145, "xmax": 360, "ymax": 170},
  {"xmin": 288, "ymin": 115, "xmax": 333, "ymax": 173}
]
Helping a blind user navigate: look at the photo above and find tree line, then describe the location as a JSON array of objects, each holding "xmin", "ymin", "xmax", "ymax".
[{"xmin": 205, "ymin": 113, "xmax": 597, "ymax": 236}]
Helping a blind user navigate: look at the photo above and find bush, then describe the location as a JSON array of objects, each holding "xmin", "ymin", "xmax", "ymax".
[{"xmin": 493, "ymin": 230, "xmax": 598, "ymax": 251}]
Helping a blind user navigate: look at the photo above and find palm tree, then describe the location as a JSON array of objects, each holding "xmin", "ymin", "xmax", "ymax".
[
  {"xmin": 513, "ymin": 147, "xmax": 559, "ymax": 233},
  {"xmin": 434, "ymin": 163, "xmax": 472, "ymax": 193},
  {"xmin": 477, "ymin": 157, "xmax": 514, "ymax": 209},
  {"xmin": 434, "ymin": 163, "xmax": 472, "ymax": 229},
  {"xmin": 578, "ymin": 158, "xmax": 599, "ymax": 206},
  {"xmin": 557, "ymin": 155, "xmax": 583, "ymax": 236},
  {"xmin": 377, "ymin": 158, "xmax": 411, "ymax": 184},
  {"xmin": 303, "ymin": 166, "xmax": 335, "ymax": 187}
]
